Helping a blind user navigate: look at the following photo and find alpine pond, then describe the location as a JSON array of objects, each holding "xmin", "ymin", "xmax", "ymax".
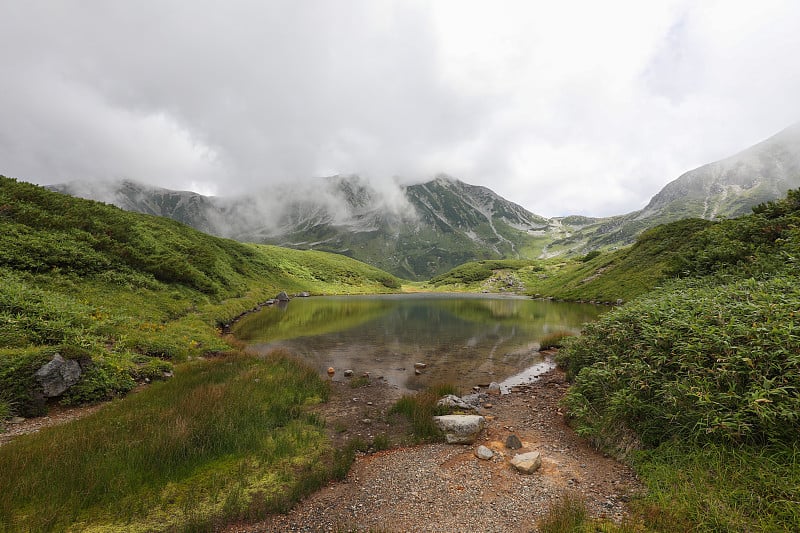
[{"xmin": 233, "ymin": 294, "xmax": 604, "ymax": 392}]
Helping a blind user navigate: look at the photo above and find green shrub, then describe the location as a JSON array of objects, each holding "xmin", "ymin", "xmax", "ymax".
[
  {"xmin": 59, "ymin": 360, "xmax": 137, "ymax": 406},
  {"xmin": 559, "ymin": 275, "xmax": 800, "ymax": 449},
  {"xmin": 390, "ymin": 383, "xmax": 459, "ymax": 442}
]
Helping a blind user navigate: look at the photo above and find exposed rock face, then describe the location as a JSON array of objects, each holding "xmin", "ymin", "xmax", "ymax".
[
  {"xmin": 433, "ymin": 414, "xmax": 485, "ymax": 444},
  {"xmin": 35, "ymin": 354, "xmax": 82, "ymax": 397},
  {"xmin": 511, "ymin": 451, "xmax": 542, "ymax": 474}
]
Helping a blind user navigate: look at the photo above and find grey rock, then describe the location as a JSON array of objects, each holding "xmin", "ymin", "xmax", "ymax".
[
  {"xmin": 511, "ymin": 451, "xmax": 542, "ymax": 474},
  {"xmin": 275, "ymin": 291, "xmax": 290, "ymax": 302},
  {"xmin": 413, "ymin": 362, "xmax": 427, "ymax": 369},
  {"xmin": 433, "ymin": 414, "xmax": 485, "ymax": 444},
  {"xmin": 437, "ymin": 394, "xmax": 477, "ymax": 411},
  {"xmin": 343, "ymin": 369, "xmax": 354, "ymax": 377},
  {"xmin": 475, "ymin": 445, "xmax": 494, "ymax": 460},
  {"xmin": 487, "ymin": 382, "xmax": 501, "ymax": 395},
  {"xmin": 505, "ymin": 434, "xmax": 523, "ymax": 450},
  {"xmin": 35, "ymin": 354, "xmax": 82, "ymax": 397}
]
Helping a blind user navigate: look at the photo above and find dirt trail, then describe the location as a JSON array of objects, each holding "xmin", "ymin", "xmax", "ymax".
[{"xmin": 228, "ymin": 365, "xmax": 642, "ymax": 532}]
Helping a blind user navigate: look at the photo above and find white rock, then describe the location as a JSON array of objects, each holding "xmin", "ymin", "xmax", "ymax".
[
  {"xmin": 511, "ymin": 451, "xmax": 542, "ymax": 474},
  {"xmin": 433, "ymin": 414, "xmax": 485, "ymax": 444}
]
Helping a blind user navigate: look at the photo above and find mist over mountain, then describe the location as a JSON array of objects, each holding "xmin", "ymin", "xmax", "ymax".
[
  {"xmin": 50, "ymin": 174, "xmax": 563, "ymax": 279},
  {"xmin": 49, "ymin": 124, "xmax": 800, "ymax": 279},
  {"xmin": 546, "ymin": 123, "xmax": 800, "ymax": 252}
]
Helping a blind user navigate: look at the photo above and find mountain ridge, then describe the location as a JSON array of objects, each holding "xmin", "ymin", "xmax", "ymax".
[{"xmin": 47, "ymin": 123, "xmax": 800, "ymax": 278}]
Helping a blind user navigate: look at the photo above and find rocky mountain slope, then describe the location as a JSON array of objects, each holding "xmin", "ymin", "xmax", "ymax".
[
  {"xmin": 51, "ymin": 175, "xmax": 565, "ymax": 279},
  {"xmin": 49, "ymin": 123, "xmax": 800, "ymax": 277},
  {"xmin": 548, "ymin": 123, "xmax": 800, "ymax": 252}
]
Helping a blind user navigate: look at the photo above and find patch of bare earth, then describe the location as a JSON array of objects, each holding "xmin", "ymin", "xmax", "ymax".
[
  {"xmin": 228, "ymin": 365, "xmax": 642, "ymax": 532},
  {"xmin": 0, "ymin": 403, "xmax": 106, "ymax": 447}
]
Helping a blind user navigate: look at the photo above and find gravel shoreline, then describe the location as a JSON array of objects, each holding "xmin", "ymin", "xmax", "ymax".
[{"xmin": 227, "ymin": 366, "xmax": 642, "ymax": 532}]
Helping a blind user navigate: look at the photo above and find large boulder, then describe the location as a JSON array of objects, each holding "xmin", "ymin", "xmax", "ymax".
[
  {"xmin": 35, "ymin": 354, "xmax": 82, "ymax": 397},
  {"xmin": 275, "ymin": 291, "xmax": 290, "ymax": 302},
  {"xmin": 433, "ymin": 414, "xmax": 485, "ymax": 444}
]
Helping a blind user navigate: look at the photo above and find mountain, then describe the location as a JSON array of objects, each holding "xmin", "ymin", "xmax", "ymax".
[
  {"xmin": 546, "ymin": 123, "xmax": 800, "ymax": 252},
  {"xmin": 49, "ymin": 124, "xmax": 800, "ymax": 276},
  {"xmin": 51, "ymin": 175, "xmax": 565, "ymax": 280}
]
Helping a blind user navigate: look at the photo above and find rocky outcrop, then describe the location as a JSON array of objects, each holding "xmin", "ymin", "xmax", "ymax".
[
  {"xmin": 35, "ymin": 354, "xmax": 82, "ymax": 397},
  {"xmin": 433, "ymin": 414, "xmax": 485, "ymax": 444}
]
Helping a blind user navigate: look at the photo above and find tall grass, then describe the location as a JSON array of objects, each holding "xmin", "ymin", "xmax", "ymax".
[
  {"xmin": 632, "ymin": 443, "xmax": 800, "ymax": 532},
  {"xmin": 0, "ymin": 351, "xmax": 333, "ymax": 532},
  {"xmin": 389, "ymin": 383, "xmax": 459, "ymax": 442}
]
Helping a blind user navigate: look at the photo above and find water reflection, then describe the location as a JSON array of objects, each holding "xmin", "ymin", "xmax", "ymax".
[{"xmin": 233, "ymin": 294, "xmax": 603, "ymax": 392}]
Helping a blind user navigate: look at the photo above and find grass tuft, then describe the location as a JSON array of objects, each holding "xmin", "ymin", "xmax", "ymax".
[
  {"xmin": 538, "ymin": 490, "xmax": 589, "ymax": 533},
  {"xmin": 389, "ymin": 383, "xmax": 459, "ymax": 442}
]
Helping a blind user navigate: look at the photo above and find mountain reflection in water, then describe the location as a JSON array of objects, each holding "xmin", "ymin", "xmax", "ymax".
[{"xmin": 233, "ymin": 294, "xmax": 604, "ymax": 392}]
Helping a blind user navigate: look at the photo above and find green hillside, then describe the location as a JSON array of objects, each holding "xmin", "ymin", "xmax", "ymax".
[
  {"xmin": 0, "ymin": 175, "xmax": 400, "ymax": 415},
  {"xmin": 557, "ymin": 190, "xmax": 800, "ymax": 531},
  {"xmin": 0, "ymin": 176, "xmax": 405, "ymax": 531}
]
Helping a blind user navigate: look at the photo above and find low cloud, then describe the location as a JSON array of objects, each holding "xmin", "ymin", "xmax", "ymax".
[{"xmin": 1, "ymin": 1, "xmax": 799, "ymax": 217}]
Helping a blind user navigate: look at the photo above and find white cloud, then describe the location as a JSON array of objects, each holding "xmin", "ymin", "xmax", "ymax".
[{"xmin": 0, "ymin": 0, "xmax": 799, "ymax": 217}]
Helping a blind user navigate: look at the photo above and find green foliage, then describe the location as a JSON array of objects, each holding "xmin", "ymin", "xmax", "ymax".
[
  {"xmin": 579, "ymin": 250, "xmax": 602, "ymax": 262},
  {"xmin": 0, "ymin": 176, "xmax": 402, "ymax": 412},
  {"xmin": 560, "ymin": 275, "xmax": 800, "ymax": 448},
  {"xmin": 430, "ymin": 259, "xmax": 539, "ymax": 286},
  {"xmin": 59, "ymin": 359, "xmax": 137, "ymax": 406},
  {"xmin": 390, "ymin": 383, "xmax": 459, "ymax": 442},
  {"xmin": 632, "ymin": 443, "xmax": 800, "ymax": 532},
  {"xmin": 0, "ymin": 352, "xmax": 335, "ymax": 532},
  {"xmin": 538, "ymin": 491, "xmax": 589, "ymax": 533}
]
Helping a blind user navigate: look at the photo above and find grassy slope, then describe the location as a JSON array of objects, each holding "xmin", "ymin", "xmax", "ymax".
[
  {"xmin": 435, "ymin": 193, "xmax": 800, "ymax": 531},
  {"xmin": 0, "ymin": 176, "xmax": 402, "ymax": 531},
  {"xmin": 428, "ymin": 218, "xmax": 713, "ymax": 303},
  {"xmin": 556, "ymin": 190, "xmax": 800, "ymax": 531}
]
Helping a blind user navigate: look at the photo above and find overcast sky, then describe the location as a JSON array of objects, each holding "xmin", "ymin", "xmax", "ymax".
[{"xmin": 1, "ymin": 1, "xmax": 799, "ymax": 217}]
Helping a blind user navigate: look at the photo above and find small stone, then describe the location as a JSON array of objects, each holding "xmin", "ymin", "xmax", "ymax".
[
  {"xmin": 415, "ymin": 369, "xmax": 422, "ymax": 375},
  {"xmin": 414, "ymin": 362, "xmax": 427, "ymax": 369},
  {"xmin": 475, "ymin": 445, "xmax": 494, "ymax": 460},
  {"xmin": 505, "ymin": 434, "xmax": 523, "ymax": 450},
  {"xmin": 9, "ymin": 417, "xmax": 26, "ymax": 424},
  {"xmin": 361, "ymin": 419, "xmax": 372, "ymax": 425},
  {"xmin": 511, "ymin": 451, "xmax": 542, "ymax": 474},
  {"xmin": 483, "ymin": 403, "xmax": 493, "ymax": 409},
  {"xmin": 343, "ymin": 369, "xmax": 354, "ymax": 377},
  {"xmin": 487, "ymin": 382, "xmax": 501, "ymax": 396},
  {"xmin": 327, "ymin": 367, "xmax": 335, "ymax": 376},
  {"xmin": 366, "ymin": 401, "xmax": 373, "ymax": 406}
]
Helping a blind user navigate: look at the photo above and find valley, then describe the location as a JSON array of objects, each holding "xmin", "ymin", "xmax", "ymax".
[{"xmin": 2, "ymin": 124, "xmax": 800, "ymax": 531}]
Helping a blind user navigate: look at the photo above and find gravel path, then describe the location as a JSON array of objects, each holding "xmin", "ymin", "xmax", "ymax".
[{"xmin": 228, "ymin": 367, "xmax": 642, "ymax": 532}]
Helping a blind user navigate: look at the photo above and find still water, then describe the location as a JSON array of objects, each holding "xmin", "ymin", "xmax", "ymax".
[{"xmin": 233, "ymin": 294, "xmax": 603, "ymax": 392}]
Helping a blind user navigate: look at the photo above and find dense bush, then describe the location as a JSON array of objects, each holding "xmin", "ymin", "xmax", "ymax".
[
  {"xmin": 559, "ymin": 190, "xmax": 800, "ymax": 450},
  {"xmin": 560, "ymin": 275, "xmax": 800, "ymax": 448}
]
